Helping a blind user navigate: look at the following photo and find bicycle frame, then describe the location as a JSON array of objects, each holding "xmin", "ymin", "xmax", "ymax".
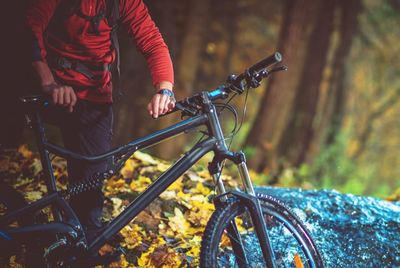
[{"xmin": 0, "ymin": 92, "xmax": 277, "ymax": 267}]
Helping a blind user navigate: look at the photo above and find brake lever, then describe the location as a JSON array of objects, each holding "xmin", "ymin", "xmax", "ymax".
[
  {"xmin": 269, "ymin": 65, "xmax": 288, "ymax": 73},
  {"xmin": 175, "ymin": 101, "xmax": 198, "ymax": 118}
]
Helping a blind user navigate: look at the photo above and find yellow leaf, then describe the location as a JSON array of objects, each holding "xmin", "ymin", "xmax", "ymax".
[
  {"xmin": 148, "ymin": 245, "xmax": 180, "ymax": 268},
  {"xmin": 137, "ymin": 251, "xmax": 152, "ymax": 268},
  {"xmin": 187, "ymin": 208, "xmax": 213, "ymax": 226},
  {"xmin": 166, "ymin": 177, "xmax": 183, "ymax": 192},
  {"xmin": 130, "ymin": 175, "xmax": 152, "ymax": 192},
  {"xmin": 195, "ymin": 169, "xmax": 211, "ymax": 179},
  {"xmin": 109, "ymin": 178, "xmax": 126, "ymax": 188},
  {"xmin": 386, "ymin": 187, "xmax": 400, "ymax": 201},
  {"xmin": 167, "ymin": 207, "xmax": 191, "ymax": 233},
  {"xmin": 24, "ymin": 191, "xmax": 43, "ymax": 202},
  {"xmin": 176, "ymin": 190, "xmax": 193, "ymax": 201},
  {"xmin": 185, "ymin": 236, "xmax": 202, "ymax": 266},
  {"xmin": 9, "ymin": 255, "xmax": 23, "ymax": 268},
  {"xmin": 31, "ymin": 158, "xmax": 43, "ymax": 176},
  {"xmin": 14, "ymin": 178, "xmax": 33, "ymax": 188},
  {"xmin": 186, "ymin": 170, "xmax": 207, "ymax": 181},
  {"xmin": 156, "ymin": 162, "xmax": 170, "ymax": 172},
  {"xmin": 184, "ymin": 226, "xmax": 203, "ymax": 236},
  {"xmin": 112, "ymin": 254, "xmax": 130, "ymax": 268},
  {"xmin": 187, "ymin": 245, "xmax": 200, "ymax": 257},
  {"xmin": 105, "ymin": 178, "xmax": 128, "ymax": 195},
  {"xmin": 18, "ymin": 144, "xmax": 33, "ymax": 159},
  {"xmin": 159, "ymin": 190, "xmax": 178, "ymax": 200},
  {"xmin": 190, "ymin": 199, "xmax": 215, "ymax": 211},
  {"xmin": 220, "ymin": 232, "xmax": 232, "ymax": 249},
  {"xmin": 174, "ymin": 191, "xmax": 195, "ymax": 209},
  {"xmin": 120, "ymin": 158, "xmax": 136, "ymax": 178},
  {"xmin": 194, "ymin": 182, "xmax": 211, "ymax": 195},
  {"xmin": 111, "ymin": 197, "xmax": 124, "ymax": 217},
  {"xmin": 120, "ymin": 224, "xmax": 144, "ymax": 249},
  {"xmin": 294, "ymin": 253, "xmax": 305, "ymax": 268},
  {"xmin": 133, "ymin": 151, "xmax": 158, "ymax": 165}
]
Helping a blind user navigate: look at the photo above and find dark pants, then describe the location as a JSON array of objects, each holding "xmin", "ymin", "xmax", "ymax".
[{"xmin": 47, "ymin": 100, "xmax": 113, "ymax": 242}]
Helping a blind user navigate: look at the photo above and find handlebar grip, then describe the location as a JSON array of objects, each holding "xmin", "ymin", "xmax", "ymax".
[
  {"xmin": 248, "ymin": 52, "xmax": 282, "ymax": 73},
  {"xmin": 155, "ymin": 101, "xmax": 185, "ymax": 119}
]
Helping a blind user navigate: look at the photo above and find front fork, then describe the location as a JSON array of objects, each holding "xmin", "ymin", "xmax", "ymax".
[
  {"xmin": 208, "ymin": 151, "xmax": 256, "ymax": 195},
  {"xmin": 208, "ymin": 151, "xmax": 277, "ymax": 268}
]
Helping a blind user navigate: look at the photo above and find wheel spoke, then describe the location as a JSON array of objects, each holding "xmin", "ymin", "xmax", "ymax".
[{"xmin": 200, "ymin": 195, "xmax": 324, "ymax": 268}]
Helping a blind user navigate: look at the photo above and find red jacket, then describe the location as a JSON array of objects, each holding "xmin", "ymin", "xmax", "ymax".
[{"xmin": 27, "ymin": 0, "xmax": 174, "ymax": 103}]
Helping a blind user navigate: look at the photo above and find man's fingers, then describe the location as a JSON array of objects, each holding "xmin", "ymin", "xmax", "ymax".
[
  {"xmin": 58, "ymin": 87, "xmax": 65, "ymax": 105},
  {"xmin": 147, "ymin": 102, "xmax": 153, "ymax": 116},
  {"xmin": 52, "ymin": 90, "xmax": 58, "ymax": 104},
  {"xmin": 67, "ymin": 89, "xmax": 76, "ymax": 113},
  {"xmin": 153, "ymin": 94, "xmax": 160, "ymax": 118},
  {"xmin": 149, "ymin": 93, "xmax": 176, "ymax": 118},
  {"xmin": 48, "ymin": 85, "xmax": 77, "ymax": 111},
  {"xmin": 168, "ymin": 100, "xmax": 175, "ymax": 111},
  {"xmin": 163, "ymin": 98, "xmax": 171, "ymax": 114},
  {"xmin": 158, "ymin": 94, "xmax": 166, "ymax": 114},
  {"xmin": 64, "ymin": 89, "xmax": 71, "ymax": 106},
  {"xmin": 160, "ymin": 95, "xmax": 169, "ymax": 114},
  {"xmin": 70, "ymin": 89, "xmax": 77, "ymax": 107}
]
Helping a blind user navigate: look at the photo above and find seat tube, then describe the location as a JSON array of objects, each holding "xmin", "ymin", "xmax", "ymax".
[{"xmin": 32, "ymin": 111, "xmax": 62, "ymax": 221}]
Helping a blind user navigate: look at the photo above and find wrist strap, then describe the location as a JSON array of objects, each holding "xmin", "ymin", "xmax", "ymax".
[{"xmin": 157, "ymin": 89, "xmax": 174, "ymax": 98}]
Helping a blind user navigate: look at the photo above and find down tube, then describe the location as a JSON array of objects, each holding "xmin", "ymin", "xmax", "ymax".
[{"xmin": 89, "ymin": 138, "xmax": 217, "ymax": 253}]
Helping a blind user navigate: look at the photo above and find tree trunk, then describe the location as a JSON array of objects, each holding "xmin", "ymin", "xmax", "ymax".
[
  {"xmin": 276, "ymin": 0, "xmax": 336, "ymax": 167},
  {"xmin": 351, "ymin": 88, "xmax": 400, "ymax": 160},
  {"xmin": 310, "ymin": 0, "xmax": 362, "ymax": 173},
  {"xmin": 324, "ymin": 0, "xmax": 362, "ymax": 146},
  {"xmin": 245, "ymin": 0, "xmax": 317, "ymax": 172}
]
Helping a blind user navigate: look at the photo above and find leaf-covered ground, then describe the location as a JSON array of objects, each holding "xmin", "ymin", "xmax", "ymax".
[
  {"xmin": 0, "ymin": 145, "xmax": 240, "ymax": 267},
  {"xmin": 1, "ymin": 145, "xmax": 399, "ymax": 267}
]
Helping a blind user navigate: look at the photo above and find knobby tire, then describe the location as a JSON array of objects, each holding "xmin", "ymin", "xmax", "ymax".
[{"xmin": 200, "ymin": 193, "xmax": 325, "ymax": 268}]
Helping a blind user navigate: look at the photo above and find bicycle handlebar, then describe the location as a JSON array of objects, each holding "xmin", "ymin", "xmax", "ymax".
[
  {"xmin": 235, "ymin": 52, "xmax": 282, "ymax": 81},
  {"xmin": 158, "ymin": 52, "xmax": 284, "ymax": 118},
  {"xmin": 250, "ymin": 52, "xmax": 282, "ymax": 72}
]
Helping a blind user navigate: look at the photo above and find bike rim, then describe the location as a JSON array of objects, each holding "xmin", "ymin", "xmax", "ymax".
[{"xmin": 214, "ymin": 206, "xmax": 319, "ymax": 268}]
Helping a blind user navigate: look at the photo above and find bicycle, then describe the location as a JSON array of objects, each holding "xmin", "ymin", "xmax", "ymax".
[{"xmin": 0, "ymin": 52, "xmax": 324, "ymax": 267}]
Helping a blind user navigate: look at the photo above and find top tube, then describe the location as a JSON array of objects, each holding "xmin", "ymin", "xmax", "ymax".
[{"xmin": 44, "ymin": 113, "xmax": 208, "ymax": 163}]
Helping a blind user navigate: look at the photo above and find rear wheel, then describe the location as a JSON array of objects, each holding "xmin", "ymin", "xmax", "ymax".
[
  {"xmin": 200, "ymin": 193, "xmax": 324, "ymax": 268},
  {"xmin": 0, "ymin": 181, "xmax": 46, "ymax": 267}
]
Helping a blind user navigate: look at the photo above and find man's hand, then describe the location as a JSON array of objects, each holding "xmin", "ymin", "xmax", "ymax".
[
  {"xmin": 43, "ymin": 83, "xmax": 77, "ymax": 113},
  {"xmin": 33, "ymin": 61, "xmax": 77, "ymax": 113},
  {"xmin": 147, "ymin": 91, "xmax": 175, "ymax": 119}
]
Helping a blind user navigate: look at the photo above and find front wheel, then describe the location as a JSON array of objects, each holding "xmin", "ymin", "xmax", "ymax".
[{"xmin": 200, "ymin": 193, "xmax": 324, "ymax": 268}]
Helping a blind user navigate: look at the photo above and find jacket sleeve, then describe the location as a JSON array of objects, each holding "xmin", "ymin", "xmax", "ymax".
[
  {"xmin": 119, "ymin": 0, "xmax": 174, "ymax": 86},
  {"xmin": 26, "ymin": 0, "xmax": 61, "ymax": 62}
]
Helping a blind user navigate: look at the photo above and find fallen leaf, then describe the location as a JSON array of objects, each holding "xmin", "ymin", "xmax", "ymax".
[
  {"xmin": 18, "ymin": 144, "xmax": 33, "ymax": 159},
  {"xmin": 294, "ymin": 253, "xmax": 305, "ymax": 268}
]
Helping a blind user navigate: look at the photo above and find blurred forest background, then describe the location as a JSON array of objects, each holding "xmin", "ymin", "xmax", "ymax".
[{"xmin": 2, "ymin": 0, "xmax": 400, "ymax": 198}]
